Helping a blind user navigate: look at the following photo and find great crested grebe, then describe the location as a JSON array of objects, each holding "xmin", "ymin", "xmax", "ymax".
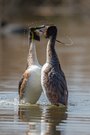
[
  {"xmin": 41, "ymin": 25, "xmax": 68, "ymax": 105},
  {"xmin": 18, "ymin": 27, "xmax": 43, "ymax": 104}
]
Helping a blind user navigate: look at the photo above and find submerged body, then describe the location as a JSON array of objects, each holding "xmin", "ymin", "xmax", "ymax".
[
  {"xmin": 19, "ymin": 35, "xmax": 42, "ymax": 104},
  {"xmin": 41, "ymin": 26, "xmax": 68, "ymax": 105}
]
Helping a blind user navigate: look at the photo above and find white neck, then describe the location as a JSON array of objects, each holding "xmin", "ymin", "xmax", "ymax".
[{"xmin": 27, "ymin": 41, "xmax": 39, "ymax": 66}]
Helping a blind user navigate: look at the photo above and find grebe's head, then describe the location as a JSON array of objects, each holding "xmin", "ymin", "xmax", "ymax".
[
  {"xmin": 44, "ymin": 25, "xmax": 57, "ymax": 38},
  {"xmin": 29, "ymin": 25, "xmax": 46, "ymax": 41},
  {"xmin": 29, "ymin": 27, "xmax": 40, "ymax": 41}
]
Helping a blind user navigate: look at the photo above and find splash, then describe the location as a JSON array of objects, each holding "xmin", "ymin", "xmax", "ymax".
[{"xmin": 0, "ymin": 92, "xmax": 19, "ymax": 110}]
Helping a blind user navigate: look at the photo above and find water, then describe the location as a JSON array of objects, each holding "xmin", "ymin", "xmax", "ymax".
[{"xmin": 0, "ymin": 18, "xmax": 90, "ymax": 135}]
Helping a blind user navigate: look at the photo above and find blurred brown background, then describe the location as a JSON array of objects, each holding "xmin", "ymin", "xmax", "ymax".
[{"xmin": 0, "ymin": 0, "xmax": 90, "ymax": 22}]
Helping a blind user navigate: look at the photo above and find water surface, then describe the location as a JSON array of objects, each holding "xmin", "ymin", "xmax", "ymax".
[{"xmin": 0, "ymin": 19, "xmax": 90, "ymax": 135}]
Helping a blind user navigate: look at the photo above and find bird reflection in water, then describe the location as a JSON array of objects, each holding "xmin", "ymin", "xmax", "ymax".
[{"xmin": 18, "ymin": 105, "xmax": 67, "ymax": 135}]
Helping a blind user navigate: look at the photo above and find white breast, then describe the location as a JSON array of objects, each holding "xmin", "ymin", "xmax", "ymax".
[
  {"xmin": 41, "ymin": 63, "xmax": 49, "ymax": 85},
  {"xmin": 41, "ymin": 63, "xmax": 50, "ymax": 103},
  {"xmin": 22, "ymin": 65, "xmax": 42, "ymax": 104}
]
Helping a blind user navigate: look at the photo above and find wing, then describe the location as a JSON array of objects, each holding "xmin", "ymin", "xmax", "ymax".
[
  {"xmin": 18, "ymin": 70, "xmax": 30, "ymax": 99},
  {"xmin": 57, "ymin": 74, "xmax": 68, "ymax": 104},
  {"xmin": 45, "ymin": 70, "xmax": 68, "ymax": 105}
]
